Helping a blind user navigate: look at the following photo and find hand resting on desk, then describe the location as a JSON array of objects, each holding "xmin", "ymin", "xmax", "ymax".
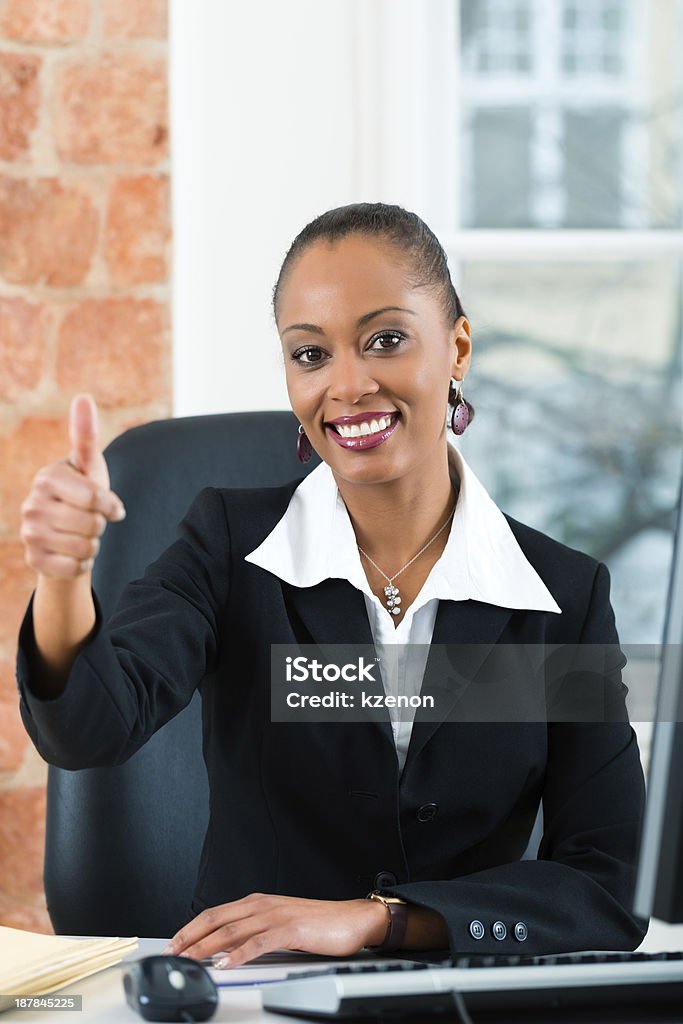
[{"xmin": 162, "ymin": 892, "xmax": 448, "ymax": 968}]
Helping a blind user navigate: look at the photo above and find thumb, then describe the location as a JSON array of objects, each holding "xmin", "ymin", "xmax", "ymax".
[{"xmin": 68, "ymin": 393, "xmax": 102, "ymax": 478}]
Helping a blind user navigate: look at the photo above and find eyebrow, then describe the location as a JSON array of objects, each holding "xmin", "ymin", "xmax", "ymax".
[{"xmin": 281, "ymin": 306, "xmax": 417, "ymax": 337}]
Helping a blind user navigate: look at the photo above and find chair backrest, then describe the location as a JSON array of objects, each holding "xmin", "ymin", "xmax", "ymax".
[{"xmin": 44, "ymin": 411, "xmax": 318, "ymax": 936}]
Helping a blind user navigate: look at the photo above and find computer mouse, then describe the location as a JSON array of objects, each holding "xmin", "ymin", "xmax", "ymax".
[{"xmin": 122, "ymin": 954, "xmax": 218, "ymax": 1022}]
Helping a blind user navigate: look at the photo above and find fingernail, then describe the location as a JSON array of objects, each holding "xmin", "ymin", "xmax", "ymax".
[
  {"xmin": 112, "ymin": 504, "xmax": 126, "ymax": 521},
  {"xmin": 214, "ymin": 957, "xmax": 230, "ymax": 969}
]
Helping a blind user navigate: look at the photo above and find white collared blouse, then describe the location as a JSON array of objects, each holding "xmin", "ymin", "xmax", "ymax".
[{"xmin": 245, "ymin": 441, "xmax": 561, "ymax": 772}]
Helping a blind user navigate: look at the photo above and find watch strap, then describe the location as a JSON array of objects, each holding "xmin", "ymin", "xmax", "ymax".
[{"xmin": 365, "ymin": 891, "xmax": 409, "ymax": 952}]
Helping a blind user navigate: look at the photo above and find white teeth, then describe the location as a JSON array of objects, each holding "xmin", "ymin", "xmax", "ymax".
[{"xmin": 336, "ymin": 415, "xmax": 394, "ymax": 439}]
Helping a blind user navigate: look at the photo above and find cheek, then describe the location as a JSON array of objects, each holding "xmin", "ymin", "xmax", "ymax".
[
  {"xmin": 284, "ymin": 367, "xmax": 323, "ymax": 417},
  {"xmin": 283, "ymin": 373, "xmax": 305, "ymax": 423},
  {"xmin": 410, "ymin": 361, "xmax": 449, "ymax": 403}
]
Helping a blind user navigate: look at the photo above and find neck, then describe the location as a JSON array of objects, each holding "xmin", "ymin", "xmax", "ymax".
[{"xmin": 333, "ymin": 443, "xmax": 458, "ymax": 574}]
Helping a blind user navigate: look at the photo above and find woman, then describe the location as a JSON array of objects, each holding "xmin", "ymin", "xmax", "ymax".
[{"xmin": 17, "ymin": 203, "xmax": 647, "ymax": 966}]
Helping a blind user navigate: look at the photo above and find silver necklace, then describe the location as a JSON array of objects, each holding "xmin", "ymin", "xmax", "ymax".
[{"xmin": 357, "ymin": 505, "xmax": 456, "ymax": 616}]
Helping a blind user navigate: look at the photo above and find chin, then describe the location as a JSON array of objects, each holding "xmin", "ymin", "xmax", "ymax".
[{"xmin": 329, "ymin": 455, "xmax": 408, "ymax": 486}]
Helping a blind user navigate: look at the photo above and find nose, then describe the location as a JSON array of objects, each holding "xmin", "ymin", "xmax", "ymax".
[{"xmin": 326, "ymin": 350, "xmax": 380, "ymax": 405}]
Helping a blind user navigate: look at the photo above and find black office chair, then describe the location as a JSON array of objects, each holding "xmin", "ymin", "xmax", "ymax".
[{"xmin": 43, "ymin": 411, "xmax": 318, "ymax": 937}]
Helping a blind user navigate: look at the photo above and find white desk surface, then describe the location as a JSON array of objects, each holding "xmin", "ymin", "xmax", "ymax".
[{"xmin": 2, "ymin": 923, "xmax": 682, "ymax": 1024}]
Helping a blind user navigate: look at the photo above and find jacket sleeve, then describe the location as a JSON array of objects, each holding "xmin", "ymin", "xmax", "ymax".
[
  {"xmin": 381, "ymin": 562, "xmax": 650, "ymax": 956},
  {"xmin": 16, "ymin": 487, "xmax": 230, "ymax": 770}
]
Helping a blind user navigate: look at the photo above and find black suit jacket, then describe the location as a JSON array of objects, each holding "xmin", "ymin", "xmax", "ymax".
[{"xmin": 17, "ymin": 479, "xmax": 648, "ymax": 955}]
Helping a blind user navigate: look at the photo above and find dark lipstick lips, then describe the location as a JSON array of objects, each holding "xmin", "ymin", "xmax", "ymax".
[
  {"xmin": 326, "ymin": 410, "xmax": 398, "ymax": 428},
  {"xmin": 325, "ymin": 413, "xmax": 400, "ymax": 451}
]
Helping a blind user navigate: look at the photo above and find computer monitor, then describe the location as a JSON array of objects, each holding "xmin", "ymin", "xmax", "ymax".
[{"xmin": 633, "ymin": 465, "xmax": 683, "ymax": 923}]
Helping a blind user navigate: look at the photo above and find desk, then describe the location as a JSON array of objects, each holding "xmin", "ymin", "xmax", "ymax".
[{"xmin": 2, "ymin": 931, "xmax": 683, "ymax": 1024}]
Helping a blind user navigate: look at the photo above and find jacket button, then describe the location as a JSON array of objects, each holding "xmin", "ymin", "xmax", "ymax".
[
  {"xmin": 492, "ymin": 921, "xmax": 507, "ymax": 941},
  {"xmin": 514, "ymin": 922, "xmax": 528, "ymax": 942},
  {"xmin": 469, "ymin": 920, "xmax": 485, "ymax": 940},
  {"xmin": 416, "ymin": 803, "xmax": 438, "ymax": 822},
  {"xmin": 374, "ymin": 871, "xmax": 398, "ymax": 888}
]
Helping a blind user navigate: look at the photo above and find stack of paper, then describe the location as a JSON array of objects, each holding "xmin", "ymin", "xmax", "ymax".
[{"xmin": 0, "ymin": 926, "xmax": 138, "ymax": 1011}]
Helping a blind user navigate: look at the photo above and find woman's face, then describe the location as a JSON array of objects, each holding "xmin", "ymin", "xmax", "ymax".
[{"xmin": 277, "ymin": 234, "xmax": 471, "ymax": 486}]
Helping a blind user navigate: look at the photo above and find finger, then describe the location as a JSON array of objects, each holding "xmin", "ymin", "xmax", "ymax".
[
  {"xmin": 21, "ymin": 519, "xmax": 100, "ymax": 572},
  {"xmin": 68, "ymin": 393, "xmax": 101, "ymax": 478},
  {"xmin": 166, "ymin": 897, "xmax": 264, "ymax": 955},
  {"xmin": 54, "ymin": 506, "xmax": 108, "ymax": 538},
  {"xmin": 180, "ymin": 917, "xmax": 278, "ymax": 964},
  {"xmin": 34, "ymin": 464, "xmax": 124, "ymax": 520},
  {"xmin": 26, "ymin": 551, "xmax": 94, "ymax": 579},
  {"xmin": 216, "ymin": 928, "xmax": 282, "ymax": 968},
  {"xmin": 35, "ymin": 526, "xmax": 101, "ymax": 563},
  {"xmin": 22, "ymin": 497, "xmax": 107, "ymax": 544}
]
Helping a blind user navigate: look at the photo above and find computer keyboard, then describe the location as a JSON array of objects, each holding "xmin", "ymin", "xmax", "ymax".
[{"xmin": 261, "ymin": 950, "xmax": 683, "ymax": 1020}]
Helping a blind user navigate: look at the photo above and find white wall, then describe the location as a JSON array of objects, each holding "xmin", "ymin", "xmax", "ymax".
[{"xmin": 169, "ymin": 0, "xmax": 457, "ymax": 416}]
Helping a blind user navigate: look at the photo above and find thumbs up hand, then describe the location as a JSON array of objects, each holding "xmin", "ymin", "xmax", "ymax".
[{"xmin": 20, "ymin": 394, "xmax": 127, "ymax": 579}]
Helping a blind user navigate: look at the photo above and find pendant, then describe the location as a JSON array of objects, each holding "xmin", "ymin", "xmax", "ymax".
[{"xmin": 384, "ymin": 584, "xmax": 402, "ymax": 616}]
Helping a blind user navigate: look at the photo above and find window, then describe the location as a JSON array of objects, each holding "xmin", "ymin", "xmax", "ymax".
[
  {"xmin": 562, "ymin": 1, "xmax": 627, "ymax": 77},
  {"xmin": 459, "ymin": 0, "xmax": 663, "ymax": 229},
  {"xmin": 467, "ymin": 0, "xmax": 534, "ymax": 74},
  {"xmin": 471, "ymin": 108, "xmax": 532, "ymax": 226},
  {"xmin": 448, "ymin": 0, "xmax": 683, "ymax": 657}
]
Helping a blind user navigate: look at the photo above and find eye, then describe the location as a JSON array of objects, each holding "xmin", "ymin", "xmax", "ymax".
[
  {"xmin": 290, "ymin": 345, "xmax": 326, "ymax": 366},
  {"xmin": 368, "ymin": 331, "xmax": 405, "ymax": 351}
]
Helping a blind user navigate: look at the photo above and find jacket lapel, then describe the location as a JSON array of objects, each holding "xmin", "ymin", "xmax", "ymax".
[
  {"xmin": 401, "ymin": 599, "xmax": 514, "ymax": 775},
  {"xmin": 281, "ymin": 578, "xmax": 396, "ymax": 750},
  {"xmin": 281, "ymin": 577, "xmax": 374, "ymax": 645},
  {"xmin": 282, "ymin": 580, "xmax": 516, "ymax": 769}
]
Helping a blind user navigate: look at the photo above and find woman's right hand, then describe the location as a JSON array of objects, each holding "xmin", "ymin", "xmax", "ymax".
[{"xmin": 20, "ymin": 394, "xmax": 127, "ymax": 580}]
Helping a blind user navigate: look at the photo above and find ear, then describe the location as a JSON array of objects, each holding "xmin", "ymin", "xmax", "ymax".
[{"xmin": 449, "ymin": 316, "xmax": 472, "ymax": 378}]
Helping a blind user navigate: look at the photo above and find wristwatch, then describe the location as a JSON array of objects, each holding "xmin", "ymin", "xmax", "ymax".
[{"xmin": 365, "ymin": 891, "xmax": 409, "ymax": 952}]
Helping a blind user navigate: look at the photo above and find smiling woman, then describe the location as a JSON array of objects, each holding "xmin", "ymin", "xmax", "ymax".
[
  {"xmin": 271, "ymin": 206, "xmax": 476, "ymax": 623},
  {"xmin": 16, "ymin": 201, "xmax": 648, "ymax": 969},
  {"xmin": 274, "ymin": 207, "xmax": 475, "ymax": 466}
]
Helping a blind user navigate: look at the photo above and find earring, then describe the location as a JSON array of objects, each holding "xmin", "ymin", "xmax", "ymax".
[
  {"xmin": 449, "ymin": 377, "xmax": 470, "ymax": 435},
  {"xmin": 296, "ymin": 423, "xmax": 313, "ymax": 464}
]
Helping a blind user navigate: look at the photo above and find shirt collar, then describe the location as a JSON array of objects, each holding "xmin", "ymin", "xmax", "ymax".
[{"xmin": 244, "ymin": 441, "xmax": 561, "ymax": 614}]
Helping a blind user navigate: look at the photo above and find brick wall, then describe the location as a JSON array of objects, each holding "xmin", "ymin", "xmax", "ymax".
[{"xmin": 0, "ymin": 0, "xmax": 171, "ymax": 932}]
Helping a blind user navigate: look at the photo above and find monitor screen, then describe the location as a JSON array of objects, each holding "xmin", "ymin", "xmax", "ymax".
[{"xmin": 633, "ymin": 466, "xmax": 683, "ymax": 923}]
